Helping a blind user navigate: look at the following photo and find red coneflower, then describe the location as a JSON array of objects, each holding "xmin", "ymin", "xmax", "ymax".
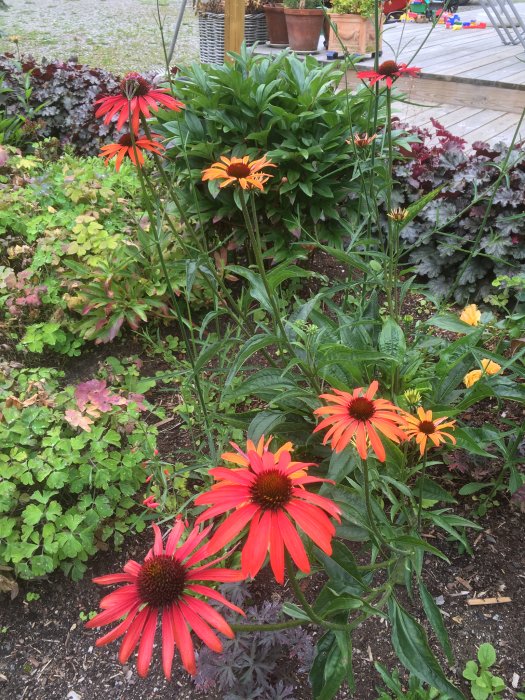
[
  {"xmin": 194, "ymin": 436, "xmax": 341, "ymax": 584},
  {"xmin": 313, "ymin": 381, "xmax": 408, "ymax": 462},
  {"xmin": 202, "ymin": 155, "xmax": 276, "ymax": 191},
  {"xmin": 99, "ymin": 133, "xmax": 165, "ymax": 171},
  {"xmin": 403, "ymin": 407, "xmax": 456, "ymax": 455},
  {"xmin": 95, "ymin": 72, "xmax": 183, "ymax": 132},
  {"xmin": 357, "ymin": 61, "xmax": 421, "ymax": 89},
  {"xmin": 85, "ymin": 520, "xmax": 244, "ymax": 679}
]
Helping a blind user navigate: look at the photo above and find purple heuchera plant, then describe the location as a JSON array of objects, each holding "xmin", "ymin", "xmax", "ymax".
[
  {"xmin": 194, "ymin": 585, "xmax": 314, "ymax": 700},
  {"xmin": 393, "ymin": 119, "xmax": 525, "ymax": 303},
  {"xmin": 0, "ymin": 53, "xmax": 120, "ymax": 155}
]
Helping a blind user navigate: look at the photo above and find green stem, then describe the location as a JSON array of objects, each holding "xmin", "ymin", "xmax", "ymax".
[
  {"xmin": 361, "ymin": 459, "xmax": 406, "ymax": 555},
  {"xmin": 129, "ymin": 129, "xmax": 216, "ymax": 460},
  {"xmin": 231, "ymin": 619, "xmax": 306, "ymax": 633},
  {"xmin": 285, "ymin": 555, "xmax": 347, "ymax": 631},
  {"xmin": 417, "ymin": 449, "xmax": 428, "ymax": 532}
]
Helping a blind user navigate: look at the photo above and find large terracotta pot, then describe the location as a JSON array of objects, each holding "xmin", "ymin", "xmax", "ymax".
[
  {"xmin": 284, "ymin": 8, "xmax": 324, "ymax": 52},
  {"xmin": 327, "ymin": 13, "xmax": 383, "ymax": 54},
  {"xmin": 264, "ymin": 4, "xmax": 289, "ymax": 46}
]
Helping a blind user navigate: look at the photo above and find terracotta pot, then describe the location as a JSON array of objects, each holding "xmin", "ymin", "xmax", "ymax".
[
  {"xmin": 284, "ymin": 8, "xmax": 324, "ymax": 52},
  {"xmin": 327, "ymin": 13, "xmax": 383, "ymax": 54},
  {"xmin": 264, "ymin": 4, "xmax": 289, "ymax": 46}
]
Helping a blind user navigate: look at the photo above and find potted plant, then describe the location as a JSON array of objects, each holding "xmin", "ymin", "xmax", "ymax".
[
  {"xmin": 326, "ymin": 0, "xmax": 382, "ymax": 55},
  {"xmin": 263, "ymin": 1, "xmax": 289, "ymax": 47},
  {"xmin": 197, "ymin": 0, "xmax": 268, "ymax": 64},
  {"xmin": 283, "ymin": 0, "xmax": 325, "ymax": 53}
]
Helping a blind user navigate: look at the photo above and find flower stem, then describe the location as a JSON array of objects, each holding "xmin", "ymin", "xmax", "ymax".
[
  {"xmin": 417, "ymin": 449, "xmax": 428, "ymax": 532},
  {"xmin": 285, "ymin": 554, "xmax": 347, "ymax": 631},
  {"xmin": 361, "ymin": 459, "xmax": 406, "ymax": 556},
  {"xmin": 230, "ymin": 619, "xmax": 306, "ymax": 633}
]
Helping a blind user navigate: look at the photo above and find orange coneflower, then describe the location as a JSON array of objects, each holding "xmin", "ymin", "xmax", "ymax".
[
  {"xmin": 313, "ymin": 381, "xmax": 408, "ymax": 462},
  {"xmin": 403, "ymin": 407, "xmax": 456, "ymax": 455},
  {"xmin": 95, "ymin": 72, "xmax": 183, "ymax": 132},
  {"xmin": 194, "ymin": 436, "xmax": 341, "ymax": 585},
  {"xmin": 85, "ymin": 521, "xmax": 244, "ymax": 679},
  {"xmin": 459, "ymin": 303, "xmax": 481, "ymax": 326},
  {"xmin": 99, "ymin": 133, "xmax": 165, "ymax": 171},
  {"xmin": 202, "ymin": 155, "xmax": 276, "ymax": 191},
  {"xmin": 357, "ymin": 61, "xmax": 421, "ymax": 89}
]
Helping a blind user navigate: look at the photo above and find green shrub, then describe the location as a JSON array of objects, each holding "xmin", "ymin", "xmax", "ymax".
[
  {"xmin": 0, "ymin": 365, "xmax": 158, "ymax": 580},
  {"xmin": 155, "ymin": 47, "xmax": 382, "ymax": 258}
]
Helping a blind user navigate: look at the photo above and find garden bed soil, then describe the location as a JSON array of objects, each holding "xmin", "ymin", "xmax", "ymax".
[{"xmin": 1, "ymin": 503, "xmax": 524, "ymax": 700}]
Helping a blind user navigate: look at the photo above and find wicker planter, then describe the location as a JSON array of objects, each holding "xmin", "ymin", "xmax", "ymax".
[
  {"xmin": 284, "ymin": 8, "xmax": 324, "ymax": 53},
  {"xmin": 327, "ymin": 13, "xmax": 382, "ymax": 54},
  {"xmin": 199, "ymin": 12, "xmax": 268, "ymax": 64}
]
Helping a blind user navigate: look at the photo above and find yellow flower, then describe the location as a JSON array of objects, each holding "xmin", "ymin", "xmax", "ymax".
[
  {"xmin": 464, "ymin": 370, "xmax": 483, "ymax": 388},
  {"xmin": 480, "ymin": 359, "xmax": 501, "ymax": 375},
  {"xmin": 460, "ymin": 304, "xmax": 481, "ymax": 326},
  {"xmin": 387, "ymin": 207, "xmax": 409, "ymax": 222}
]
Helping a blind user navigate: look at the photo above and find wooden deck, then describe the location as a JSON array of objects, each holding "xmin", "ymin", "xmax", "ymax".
[
  {"xmin": 352, "ymin": 15, "xmax": 525, "ymax": 143},
  {"xmin": 256, "ymin": 9, "xmax": 525, "ymax": 144}
]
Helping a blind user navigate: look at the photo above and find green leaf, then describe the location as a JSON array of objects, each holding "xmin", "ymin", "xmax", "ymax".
[
  {"xmin": 418, "ymin": 580, "xmax": 454, "ymax": 664},
  {"xmin": 458, "ymin": 482, "xmax": 490, "ymax": 496},
  {"xmin": 453, "ymin": 427, "xmax": 496, "ymax": 459},
  {"xmin": 477, "ymin": 643, "xmax": 496, "ymax": 669},
  {"xmin": 310, "ymin": 630, "xmax": 352, "ymax": 700},
  {"xmin": 247, "ymin": 410, "xmax": 287, "ymax": 442},
  {"xmin": 22, "ymin": 504, "xmax": 44, "ymax": 527},
  {"xmin": 282, "ymin": 602, "xmax": 311, "ymax": 621},
  {"xmin": 379, "ymin": 317, "xmax": 406, "ymax": 360},
  {"xmin": 428, "ymin": 314, "xmax": 479, "ymax": 334},
  {"xmin": 388, "ymin": 598, "xmax": 465, "ymax": 700}
]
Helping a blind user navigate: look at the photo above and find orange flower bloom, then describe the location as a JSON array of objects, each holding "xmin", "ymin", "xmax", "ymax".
[
  {"xmin": 99, "ymin": 133, "xmax": 164, "ymax": 171},
  {"xmin": 202, "ymin": 155, "xmax": 276, "ymax": 191},
  {"xmin": 403, "ymin": 407, "xmax": 456, "ymax": 455},
  {"xmin": 313, "ymin": 381, "xmax": 408, "ymax": 462},
  {"xmin": 194, "ymin": 436, "xmax": 341, "ymax": 584},
  {"xmin": 95, "ymin": 72, "xmax": 183, "ymax": 132},
  {"xmin": 357, "ymin": 60, "xmax": 421, "ymax": 89},
  {"xmin": 459, "ymin": 303, "xmax": 481, "ymax": 326},
  {"xmin": 85, "ymin": 521, "xmax": 244, "ymax": 679}
]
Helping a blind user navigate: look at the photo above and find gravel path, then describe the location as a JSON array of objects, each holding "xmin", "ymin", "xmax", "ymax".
[{"xmin": 0, "ymin": 0, "xmax": 199, "ymax": 73}]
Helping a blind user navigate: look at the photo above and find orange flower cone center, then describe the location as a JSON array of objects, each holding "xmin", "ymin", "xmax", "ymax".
[
  {"xmin": 227, "ymin": 162, "xmax": 252, "ymax": 179},
  {"xmin": 348, "ymin": 396, "xmax": 375, "ymax": 421},
  {"xmin": 120, "ymin": 72, "xmax": 151, "ymax": 98},
  {"xmin": 378, "ymin": 60, "xmax": 399, "ymax": 76},
  {"xmin": 137, "ymin": 555, "xmax": 186, "ymax": 607},
  {"xmin": 251, "ymin": 469, "xmax": 293, "ymax": 510},
  {"xmin": 118, "ymin": 133, "xmax": 133, "ymax": 147},
  {"xmin": 418, "ymin": 420, "xmax": 436, "ymax": 435}
]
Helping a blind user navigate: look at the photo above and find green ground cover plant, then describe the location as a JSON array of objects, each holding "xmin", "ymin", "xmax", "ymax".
[{"xmin": 0, "ymin": 363, "xmax": 158, "ymax": 580}]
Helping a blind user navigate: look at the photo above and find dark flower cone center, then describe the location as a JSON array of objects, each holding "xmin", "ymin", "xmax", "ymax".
[
  {"xmin": 227, "ymin": 162, "xmax": 252, "ymax": 179},
  {"xmin": 120, "ymin": 72, "xmax": 151, "ymax": 98},
  {"xmin": 378, "ymin": 61, "xmax": 399, "ymax": 77},
  {"xmin": 348, "ymin": 396, "xmax": 375, "ymax": 421},
  {"xmin": 118, "ymin": 133, "xmax": 133, "ymax": 147},
  {"xmin": 251, "ymin": 469, "xmax": 293, "ymax": 510},
  {"xmin": 137, "ymin": 555, "xmax": 186, "ymax": 608},
  {"xmin": 418, "ymin": 420, "xmax": 436, "ymax": 435}
]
